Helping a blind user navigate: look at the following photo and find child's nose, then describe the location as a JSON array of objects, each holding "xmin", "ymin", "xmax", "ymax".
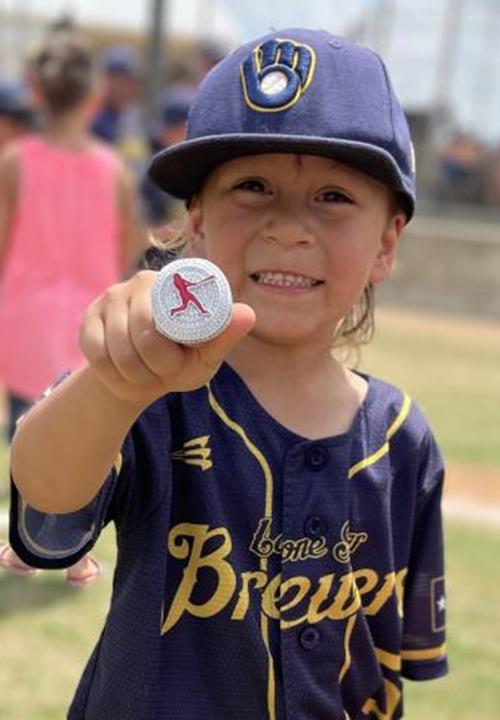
[{"xmin": 263, "ymin": 201, "xmax": 314, "ymax": 248}]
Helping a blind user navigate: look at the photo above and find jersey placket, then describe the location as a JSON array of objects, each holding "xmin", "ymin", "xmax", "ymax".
[{"xmin": 278, "ymin": 438, "xmax": 354, "ymax": 720}]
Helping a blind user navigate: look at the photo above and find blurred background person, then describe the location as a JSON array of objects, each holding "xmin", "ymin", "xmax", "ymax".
[
  {"xmin": 485, "ymin": 141, "xmax": 500, "ymax": 206},
  {"xmin": 0, "ymin": 82, "xmax": 37, "ymax": 494},
  {"xmin": 91, "ymin": 45, "xmax": 149, "ymax": 180},
  {"xmin": 0, "ymin": 24, "xmax": 146, "ymax": 586},
  {"xmin": 138, "ymin": 40, "xmax": 226, "ymax": 237},
  {"xmin": 190, "ymin": 39, "xmax": 227, "ymax": 85},
  {"xmin": 140, "ymin": 84, "xmax": 194, "ymax": 227},
  {"xmin": 0, "ymin": 80, "xmax": 37, "ymax": 149},
  {"xmin": 436, "ymin": 131, "xmax": 487, "ymax": 205}
]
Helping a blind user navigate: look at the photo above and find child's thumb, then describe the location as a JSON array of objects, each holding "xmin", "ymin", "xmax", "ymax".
[{"xmin": 199, "ymin": 303, "xmax": 255, "ymax": 367}]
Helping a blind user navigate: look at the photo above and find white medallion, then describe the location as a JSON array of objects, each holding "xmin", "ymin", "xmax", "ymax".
[{"xmin": 151, "ymin": 258, "xmax": 232, "ymax": 345}]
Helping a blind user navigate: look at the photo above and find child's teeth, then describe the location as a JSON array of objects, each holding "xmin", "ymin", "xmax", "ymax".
[{"xmin": 257, "ymin": 272, "xmax": 316, "ymax": 287}]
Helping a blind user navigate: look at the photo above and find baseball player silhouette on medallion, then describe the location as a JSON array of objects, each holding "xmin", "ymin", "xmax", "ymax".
[{"xmin": 169, "ymin": 272, "xmax": 214, "ymax": 317}]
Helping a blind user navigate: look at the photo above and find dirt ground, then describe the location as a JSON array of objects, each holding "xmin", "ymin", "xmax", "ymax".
[
  {"xmin": 443, "ymin": 463, "xmax": 500, "ymax": 527},
  {"xmin": 446, "ymin": 463, "xmax": 500, "ymax": 504},
  {"xmin": 376, "ymin": 305, "xmax": 500, "ymax": 349}
]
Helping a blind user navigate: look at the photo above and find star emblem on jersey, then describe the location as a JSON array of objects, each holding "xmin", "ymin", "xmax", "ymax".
[{"xmin": 151, "ymin": 258, "xmax": 232, "ymax": 345}]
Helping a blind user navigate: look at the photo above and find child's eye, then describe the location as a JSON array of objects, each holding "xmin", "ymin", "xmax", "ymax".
[
  {"xmin": 317, "ymin": 189, "xmax": 353, "ymax": 204},
  {"xmin": 233, "ymin": 178, "xmax": 268, "ymax": 194}
]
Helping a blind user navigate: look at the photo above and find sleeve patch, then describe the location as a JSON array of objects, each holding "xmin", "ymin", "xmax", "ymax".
[{"xmin": 431, "ymin": 576, "xmax": 446, "ymax": 632}]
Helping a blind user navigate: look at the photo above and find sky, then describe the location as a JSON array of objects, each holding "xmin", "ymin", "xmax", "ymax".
[
  {"xmin": 219, "ymin": 0, "xmax": 373, "ymax": 41},
  {"xmin": 0, "ymin": 0, "xmax": 373, "ymax": 41},
  {"xmin": 356, "ymin": 0, "xmax": 500, "ymax": 142}
]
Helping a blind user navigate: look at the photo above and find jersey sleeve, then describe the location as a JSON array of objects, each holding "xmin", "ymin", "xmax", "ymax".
[
  {"xmin": 9, "ymin": 436, "xmax": 127, "ymax": 569},
  {"xmin": 9, "ymin": 394, "xmax": 172, "ymax": 570},
  {"xmin": 401, "ymin": 428, "xmax": 448, "ymax": 680}
]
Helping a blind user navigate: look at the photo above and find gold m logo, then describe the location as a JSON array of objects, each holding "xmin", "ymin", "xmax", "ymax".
[{"xmin": 171, "ymin": 436, "xmax": 212, "ymax": 471}]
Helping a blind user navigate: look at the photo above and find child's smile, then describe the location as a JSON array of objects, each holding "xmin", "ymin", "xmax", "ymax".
[{"xmin": 249, "ymin": 269, "xmax": 324, "ymax": 292}]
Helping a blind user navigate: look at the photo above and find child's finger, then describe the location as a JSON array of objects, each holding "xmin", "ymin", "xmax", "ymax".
[
  {"xmin": 104, "ymin": 293, "xmax": 159, "ymax": 386},
  {"xmin": 80, "ymin": 301, "xmax": 128, "ymax": 391},
  {"xmin": 127, "ymin": 277, "xmax": 186, "ymax": 379}
]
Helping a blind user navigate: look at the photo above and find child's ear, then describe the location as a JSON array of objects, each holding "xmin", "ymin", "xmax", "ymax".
[
  {"xmin": 186, "ymin": 200, "xmax": 207, "ymax": 257},
  {"xmin": 369, "ymin": 212, "xmax": 405, "ymax": 285}
]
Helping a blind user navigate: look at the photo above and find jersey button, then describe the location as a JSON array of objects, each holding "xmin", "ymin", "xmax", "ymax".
[
  {"xmin": 304, "ymin": 515, "xmax": 326, "ymax": 538},
  {"xmin": 305, "ymin": 445, "xmax": 329, "ymax": 471},
  {"xmin": 299, "ymin": 626, "xmax": 320, "ymax": 650}
]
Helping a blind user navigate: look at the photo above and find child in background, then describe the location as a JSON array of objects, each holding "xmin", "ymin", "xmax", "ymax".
[
  {"xmin": 9, "ymin": 28, "xmax": 447, "ymax": 719},
  {"xmin": 0, "ymin": 28, "xmax": 146, "ymax": 586},
  {"xmin": 0, "ymin": 80, "xmax": 35, "ymax": 491},
  {"xmin": 141, "ymin": 85, "xmax": 194, "ymax": 226},
  {"xmin": 91, "ymin": 46, "xmax": 149, "ymax": 181}
]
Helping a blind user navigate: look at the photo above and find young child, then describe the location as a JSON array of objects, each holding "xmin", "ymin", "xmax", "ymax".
[
  {"xmin": 91, "ymin": 46, "xmax": 149, "ymax": 180},
  {"xmin": 140, "ymin": 85, "xmax": 194, "ymax": 226},
  {"xmin": 0, "ymin": 29, "xmax": 145, "ymax": 586},
  {"xmin": 8, "ymin": 28, "xmax": 447, "ymax": 720}
]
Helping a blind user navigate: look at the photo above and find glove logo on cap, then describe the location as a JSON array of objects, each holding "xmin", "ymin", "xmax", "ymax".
[{"xmin": 240, "ymin": 38, "xmax": 316, "ymax": 113}]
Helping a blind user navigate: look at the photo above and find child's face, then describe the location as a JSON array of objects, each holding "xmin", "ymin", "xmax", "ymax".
[{"xmin": 188, "ymin": 153, "xmax": 405, "ymax": 346}]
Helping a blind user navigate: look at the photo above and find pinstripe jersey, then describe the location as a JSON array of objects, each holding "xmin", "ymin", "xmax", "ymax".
[{"xmin": 10, "ymin": 363, "xmax": 448, "ymax": 719}]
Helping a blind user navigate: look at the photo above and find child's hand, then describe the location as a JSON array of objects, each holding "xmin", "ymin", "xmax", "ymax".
[{"xmin": 80, "ymin": 270, "xmax": 255, "ymax": 406}]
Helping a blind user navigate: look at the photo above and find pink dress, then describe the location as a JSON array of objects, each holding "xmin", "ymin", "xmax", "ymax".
[{"xmin": 0, "ymin": 135, "xmax": 122, "ymax": 399}]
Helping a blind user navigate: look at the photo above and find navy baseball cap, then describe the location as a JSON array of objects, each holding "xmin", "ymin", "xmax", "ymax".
[{"xmin": 148, "ymin": 28, "xmax": 416, "ymax": 219}]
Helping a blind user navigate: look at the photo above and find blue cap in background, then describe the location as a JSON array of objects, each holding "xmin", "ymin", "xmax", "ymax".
[
  {"xmin": 102, "ymin": 46, "xmax": 140, "ymax": 76},
  {"xmin": 159, "ymin": 86, "xmax": 194, "ymax": 127},
  {"xmin": 149, "ymin": 28, "xmax": 416, "ymax": 218},
  {"xmin": 0, "ymin": 80, "xmax": 34, "ymax": 122}
]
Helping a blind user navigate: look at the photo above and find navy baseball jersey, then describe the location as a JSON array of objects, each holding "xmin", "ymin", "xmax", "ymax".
[{"xmin": 10, "ymin": 363, "xmax": 448, "ymax": 719}]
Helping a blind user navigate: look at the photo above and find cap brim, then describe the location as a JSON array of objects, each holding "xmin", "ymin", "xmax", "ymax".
[{"xmin": 148, "ymin": 134, "xmax": 414, "ymax": 218}]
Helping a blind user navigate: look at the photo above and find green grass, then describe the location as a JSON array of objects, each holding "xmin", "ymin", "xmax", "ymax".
[
  {"xmin": 360, "ymin": 309, "xmax": 500, "ymax": 469},
  {"xmin": 404, "ymin": 522, "xmax": 500, "ymax": 719},
  {"xmin": 0, "ymin": 526, "xmax": 117, "ymax": 719}
]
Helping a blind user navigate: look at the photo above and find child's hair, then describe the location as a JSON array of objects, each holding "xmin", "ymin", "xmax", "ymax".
[{"xmin": 30, "ymin": 27, "xmax": 95, "ymax": 114}]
